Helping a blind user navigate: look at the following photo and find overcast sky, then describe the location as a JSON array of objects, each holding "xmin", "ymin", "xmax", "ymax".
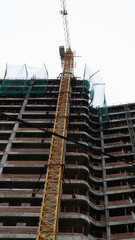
[{"xmin": 0, "ymin": 0, "xmax": 135, "ymax": 105}]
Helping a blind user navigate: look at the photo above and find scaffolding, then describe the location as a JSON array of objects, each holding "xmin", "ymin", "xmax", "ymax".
[
  {"xmin": 0, "ymin": 64, "xmax": 48, "ymax": 96},
  {"xmin": 83, "ymin": 64, "xmax": 108, "ymax": 125}
]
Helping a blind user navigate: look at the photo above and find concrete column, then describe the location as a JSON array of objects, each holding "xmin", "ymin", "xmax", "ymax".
[
  {"xmin": 100, "ymin": 125, "xmax": 111, "ymax": 240},
  {"xmin": 0, "ymin": 92, "xmax": 30, "ymax": 174}
]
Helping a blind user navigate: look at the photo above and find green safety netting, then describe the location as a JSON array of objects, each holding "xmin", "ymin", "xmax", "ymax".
[
  {"xmin": 83, "ymin": 64, "xmax": 108, "ymax": 125},
  {"xmin": 0, "ymin": 64, "xmax": 48, "ymax": 96}
]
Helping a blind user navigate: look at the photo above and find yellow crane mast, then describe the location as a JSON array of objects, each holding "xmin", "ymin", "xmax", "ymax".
[{"xmin": 36, "ymin": 1, "xmax": 74, "ymax": 239}]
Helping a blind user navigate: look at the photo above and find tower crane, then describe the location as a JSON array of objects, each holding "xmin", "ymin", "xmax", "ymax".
[{"xmin": 36, "ymin": 0, "xmax": 74, "ymax": 239}]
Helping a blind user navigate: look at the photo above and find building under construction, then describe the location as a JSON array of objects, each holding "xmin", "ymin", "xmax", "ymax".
[
  {"xmin": 0, "ymin": 63, "xmax": 135, "ymax": 240},
  {"xmin": 0, "ymin": 0, "xmax": 135, "ymax": 239}
]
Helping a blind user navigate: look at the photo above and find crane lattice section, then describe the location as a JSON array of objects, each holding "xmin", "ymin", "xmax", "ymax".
[{"xmin": 36, "ymin": 48, "xmax": 73, "ymax": 240}]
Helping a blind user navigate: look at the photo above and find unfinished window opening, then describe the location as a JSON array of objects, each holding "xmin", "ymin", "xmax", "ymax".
[{"xmin": 111, "ymin": 225, "xmax": 127, "ymax": 234}]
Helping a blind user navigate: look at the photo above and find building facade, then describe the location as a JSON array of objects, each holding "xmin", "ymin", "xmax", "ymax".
[{"xmin": 0, "ymin": 77, "xmax": 135, "ymax": 240}]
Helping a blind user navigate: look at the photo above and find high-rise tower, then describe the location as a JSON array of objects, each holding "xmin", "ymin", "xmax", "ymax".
[{"xmin": 0, "ymin": 72, "xmax": 135, "ymax": 240}]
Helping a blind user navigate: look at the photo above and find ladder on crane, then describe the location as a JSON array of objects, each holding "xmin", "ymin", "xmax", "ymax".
[{"xmin": 36, "ymin": 0, "xmax": 74, "ymax": 239}]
